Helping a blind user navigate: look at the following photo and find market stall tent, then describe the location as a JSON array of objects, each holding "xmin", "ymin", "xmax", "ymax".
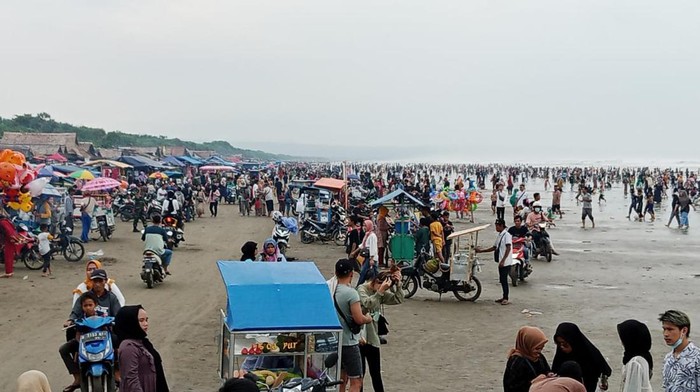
[
  {"xmin": 369, "ymin": 189, "xmax": 425, "ymax": 208},
  {"xmin": 313, "ymin": 178, "xmax": 346, "ymax": 191},
  {"xmin": 217, "ymin": 261, "xmax": 341, "ymax": 332}
]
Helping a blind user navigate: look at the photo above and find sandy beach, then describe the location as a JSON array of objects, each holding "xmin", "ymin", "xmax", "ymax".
[{"xmin": 1, "ymin": 178, "xmax": 698, "ymax": 391}]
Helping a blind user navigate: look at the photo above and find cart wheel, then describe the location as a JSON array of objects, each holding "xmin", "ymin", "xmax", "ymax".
[
  {"xmin": 401, "ymin": 275, "xmax": 419, "ymax": 299},
  {"xmin": 453, "ymin": 276, "xmax": 481, "ymax": 302}
]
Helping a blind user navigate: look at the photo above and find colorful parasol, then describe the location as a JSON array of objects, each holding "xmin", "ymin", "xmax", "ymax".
[
  {"xmin": 149, "ymin": 172, "xmax": 168, "ymax": 179},
  {"xmin": 69, "ymin": 169, "xmax": 95, "ymax": 180},
  {"xmin": 81, "ymin": 177, "xmax": 121, "ymax": 192}
]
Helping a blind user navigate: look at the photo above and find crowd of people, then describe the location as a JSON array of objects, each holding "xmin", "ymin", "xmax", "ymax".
[{"xmin": 4, "ymin": 161, "xmax": 700, "ymax": 392}]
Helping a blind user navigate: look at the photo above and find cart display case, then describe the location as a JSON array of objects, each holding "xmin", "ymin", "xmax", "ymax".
[{"xmin": 217, "ymin": 261, "xmax": 342, "ymax": 390}]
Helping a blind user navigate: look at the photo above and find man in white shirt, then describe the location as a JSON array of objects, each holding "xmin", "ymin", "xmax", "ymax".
[
  {"xmin": 156, "ymin": 183, "xmax": 168, "ymax": 202},
  {"xmin": 514, "ymin": 183, "xmax": 529, "ymax": 212},
  {"xmin": 476, "ymin": 219, "xmax": 513, "ymax": 305},
  {"xmin": 495, "ymin": 183, "xmax": 507, "ymax": 221}
]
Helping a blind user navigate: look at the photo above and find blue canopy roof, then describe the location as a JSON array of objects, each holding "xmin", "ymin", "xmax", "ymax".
[
  {"xmin": 217, "ymin": 261, "xmax": 341, "ymax": 332},
  {"xmin": 51, "ymin": 164, "xmax": 85, "ymax": 174},
  {"xmin": 369, "ymin": 189, "xmax": 425, "ymax": 208},
  {"xmin": 161, "ymin": 156, "xmax": 185, "ymax": 167},
  {"xmin": 118, "ymin": 156, "xmax": 168, "ymax": 170},
  {"xmin": 206, "ymin": 156, "xmax": 235, "ymax": 166},
  {"xmin": 176, "ymin": 155, "xmax": 203, "ymax": 165}
]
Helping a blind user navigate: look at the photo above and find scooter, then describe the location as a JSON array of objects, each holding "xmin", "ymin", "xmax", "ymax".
[
  {"xmin": 74, "ymin": 315, "xmax": 117, "ymax": 392},
  {"xmin": 271, "ymin": 211, "xmax": 297, "ymax": 256},
  {"xmin": 509, "ymin": 236, "xmax": 533, "ymax": 286},
  {"xmin": 531, "ymin": 223, "xmax": 553, "ymax": 262},
  {"xmin": 162, "ymin": 216, "xmax": 184, "ymax": 249},
  {"xmin": 141, "ymin": 250, "xmax": 165, "ymax": 289}
]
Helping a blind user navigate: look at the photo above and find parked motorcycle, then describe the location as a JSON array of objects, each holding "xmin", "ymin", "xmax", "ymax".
[
  {"xmin": 509, "ymin": 236, "xmax": 532, "ymax": 286},
  {"xmin": 93, "ymin": 212, "xmax": 114, "ymax": 242},
  {"xmin": 141, "ymin": 250, "xmax": 165, "ymax": 289},
  {"xmin": 145, "ymin": 195, "xmax": 162, "ymax": 220},
  {"xmin": 74, "ymin": 316, "xmax": 117, "ymax": 392},
  {"xmin": 531, "ymin": 223, "xmax": 553, "ymax": 262},
  {"xmin": 299, "ymin": 204, "xmax": 346, "ymax": 246},
  {"xmin": 271, "ymin": 212, "xmax": 291, "ymax": 255},
  {"xmin": 401, "ymin": 248, "xmax": 482, "ymax": 302}
]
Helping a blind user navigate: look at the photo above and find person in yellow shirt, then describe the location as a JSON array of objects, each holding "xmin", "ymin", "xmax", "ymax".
[{"xmin": 429, "ymin": 213, "xmax": 445, "ymax": 263}]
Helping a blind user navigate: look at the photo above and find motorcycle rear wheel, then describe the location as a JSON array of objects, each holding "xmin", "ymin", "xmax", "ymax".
[
  {"xmin": 278, "ymin": 243, "xmax": 287, "ymax": 256},
  {"xmin": 300, "ymin": 231, "xmax": 314, "ymax": 244},
  {"xmin": 99, "ymin": 226, "xmax": 108, "ymax": 242},
  {"xmin": 22, "ymin": 248, "xmax": 43, "ymax": 270},
  {"xmin": 510, "ymin": 265, "xmax": 519, "ymax": 287},
  {"xmin": 145, "ymin": 271, "xmax": 154, "ymax": 289},
  {"xmin": 453, "ymin": 277, "xmax": 482, "ymax": 302},
  {"xmin": 333, "ymin": 230, "xmax": 347, "ymax": 246},
  {"xmin": 545, "ymin": 242, "xmax": 553, "ymax": 262},
  {"xmin": 63, "ymin": 240, "xmax": 85, "ymax": 262},
  {"xmin": 401, "ymin": 275, "xmax": 419, "ymax": 299}
]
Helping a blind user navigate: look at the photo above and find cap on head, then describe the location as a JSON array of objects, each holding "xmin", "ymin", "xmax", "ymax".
[
  {"xmin": 335, "ymin": 259, "xmax": 354, "ymax": 277},
  {"xmin": 495, "ymin": 219, "xmax": 506, "ymax": 226},
  {"xmin": 90, "ymin": 269, "xmax": 108, "ymax": 280}
]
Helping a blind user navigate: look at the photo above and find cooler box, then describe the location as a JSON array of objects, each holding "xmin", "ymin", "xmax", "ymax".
[
  {"xmin": 390, "ymin": 234, "xmax": 415, "ymax": 261},
  {"xmin": 394, "ymin": 220, "xmax": 411, "ymax": 234}
]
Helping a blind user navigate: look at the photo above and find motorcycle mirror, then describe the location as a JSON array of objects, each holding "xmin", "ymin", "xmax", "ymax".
[{"xmin": 324, "ymin": 353, "xmax": 339, "ymax": 369}]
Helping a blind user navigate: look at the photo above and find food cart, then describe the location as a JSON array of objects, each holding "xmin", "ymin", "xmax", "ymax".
[
  {"xmin": 217, "ymin": 261, "xmax": 342, "ymax": 390},
  {"xmin": 402, "ymin": 224, "xmax": 488, "ymax": 302},
  {"xmin": 369, "ymin": 189, "xmax": 425, "ymax": 265}
]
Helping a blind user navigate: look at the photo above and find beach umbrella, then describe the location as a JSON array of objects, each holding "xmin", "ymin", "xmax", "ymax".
[
  {"xmin": 149, "ymin": 172, "xmax": 168, "ymax": 179},
  {"xmin": 81, "ymin": 177, "xmax": 121, "ymax": 192},
  {"xmin": 69, "ymin": 169, "xmax": 95, "ymax": 180}
]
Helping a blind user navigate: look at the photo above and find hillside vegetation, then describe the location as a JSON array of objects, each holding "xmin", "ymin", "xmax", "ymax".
[{"xmin": 0, "ymin": 113, "xmax": 299, "ymax": 161}]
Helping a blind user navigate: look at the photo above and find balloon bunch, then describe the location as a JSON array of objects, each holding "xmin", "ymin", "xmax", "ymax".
[
  {"xmin": 430, "ymin": 187, "xmax": 484, "ymax": 212},
  {"xmin": 0, "ymin": 149, "xmax": 44, "ymax": 212}
]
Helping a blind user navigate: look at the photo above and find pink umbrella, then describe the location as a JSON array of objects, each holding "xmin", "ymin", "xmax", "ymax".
[{"xmin": 81, "ymin": 177, "xmax": 121, "ymax": 192}]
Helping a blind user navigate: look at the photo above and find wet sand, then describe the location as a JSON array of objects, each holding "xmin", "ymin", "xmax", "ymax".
[{"xmin": 1, "ymin": 179, "xmax": 699, "ymax": 391}]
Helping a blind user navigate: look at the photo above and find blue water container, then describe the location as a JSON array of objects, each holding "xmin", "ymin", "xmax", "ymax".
[{"xmin": 394, "ymin": 220, "xmax": 411, "ymax": 234}]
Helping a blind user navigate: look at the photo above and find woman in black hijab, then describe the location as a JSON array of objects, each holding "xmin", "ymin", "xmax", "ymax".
[
  {"xmin": 617, "ymin": 319, "xmax": 654, "ymax": 388},
  {"xmin": 115, "ymin": 305, "xmax": 169, "ymax": 392},
  {"xmin": 240, "ymin": 242, "xmax": 257, "ymax": 261},
  {"xmin": 552, "ymin": 322, "xmax": 612, "ymax": 392}
]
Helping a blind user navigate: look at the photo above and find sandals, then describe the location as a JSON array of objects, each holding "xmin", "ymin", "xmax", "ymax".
[
  {"xmin": 0, "ymin": 273, "xmax": 13, "ymax": 278},
  {"xmin": 494, "ymin": 298, "xmax": 504, "ymax": 303},
  {"xmin": 63, "ymin": 383, "xmax": 80, "ymax": 392},
  {"xmin": 501, "ymin": 300, "xmax": 511, "ymax": 305}
]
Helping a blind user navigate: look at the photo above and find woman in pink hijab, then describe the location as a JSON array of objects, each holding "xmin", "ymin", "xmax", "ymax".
[{"xmin": 356, "ymin": 219, "xmax": 378, "ymax": 286}]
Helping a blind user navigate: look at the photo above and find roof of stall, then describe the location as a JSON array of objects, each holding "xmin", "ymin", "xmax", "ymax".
[
  {"xmin": 313, "ymin": 178, "xmax": 346, "ymax": 191},
  {"xmin": 217, "ymin": 261, "xmax": 342, "ymax": 332},
  {"xmin": 161, "ymin": 156, "xmax": 186, "ymax": 167},
  {"xmin": 118, "ymin": 155, "xmax": 169, "ymax": 170},
  {"xmin": 369, "ymin": 189, "xmax": 425, "ymax": 208},
  {"xmin": 83, "ymin": 159, "xmax": 133, "ymax": 169},
  {"xmin": 176, "ymin": 155, "xmax": 203, "ymax": 165}
]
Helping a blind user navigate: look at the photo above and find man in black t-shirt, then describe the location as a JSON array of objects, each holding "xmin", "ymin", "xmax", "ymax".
[
  {"xmin": 440, "ymin": 211, "xmax": 454, "ymax": 260},
  {"xmin": 346, "ymin": 216, "xmax": 364, "ymax": 268},
  {"xmin": 507, "ymin": 215, "xmax": 530, "ymax": 262}
]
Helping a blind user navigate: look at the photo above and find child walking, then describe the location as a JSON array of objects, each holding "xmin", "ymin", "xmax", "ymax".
[{"xmin": 38, "ymin": 224, "xmax": 53, "ymax": 277}]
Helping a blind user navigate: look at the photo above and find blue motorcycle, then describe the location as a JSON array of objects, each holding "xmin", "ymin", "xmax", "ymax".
[{"xmin": 75, "ymin": 316, "xmax": 116, "ymax": 392}]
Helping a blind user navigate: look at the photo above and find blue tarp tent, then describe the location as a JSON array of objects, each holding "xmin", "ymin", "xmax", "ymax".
[
  {"xmin": 217, "ymin": 261, "xmax": 341, "ymax": 332},
  {"xmin": 161, "ymin": 156, "xmax": 185, "ymax": 167},
  {"xmin": 118, "ymin": 156, "xmax": 169, "ymax": 170},
  {"xmin": 176, "ymin": 155, "xmax": 203, "ymax": 165},
  {"xmin": 369, "ymin": 189, "xmax": 425, "ymax": 208}
]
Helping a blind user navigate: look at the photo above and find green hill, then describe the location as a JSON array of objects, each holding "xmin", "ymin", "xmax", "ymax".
[{"xmin": 0, "ymin": 113, "xmax": 300, "ymax": 161}]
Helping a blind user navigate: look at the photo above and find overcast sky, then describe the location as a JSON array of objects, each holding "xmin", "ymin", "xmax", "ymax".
[{"xmin": 1, "ymin": 1, "xmax": 698, "ymax": 162}]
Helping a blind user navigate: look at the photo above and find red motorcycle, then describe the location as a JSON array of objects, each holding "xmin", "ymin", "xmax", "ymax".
[{"xmin": 509, "ymin": 236, "xmax": 533, "ymax": 287}]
